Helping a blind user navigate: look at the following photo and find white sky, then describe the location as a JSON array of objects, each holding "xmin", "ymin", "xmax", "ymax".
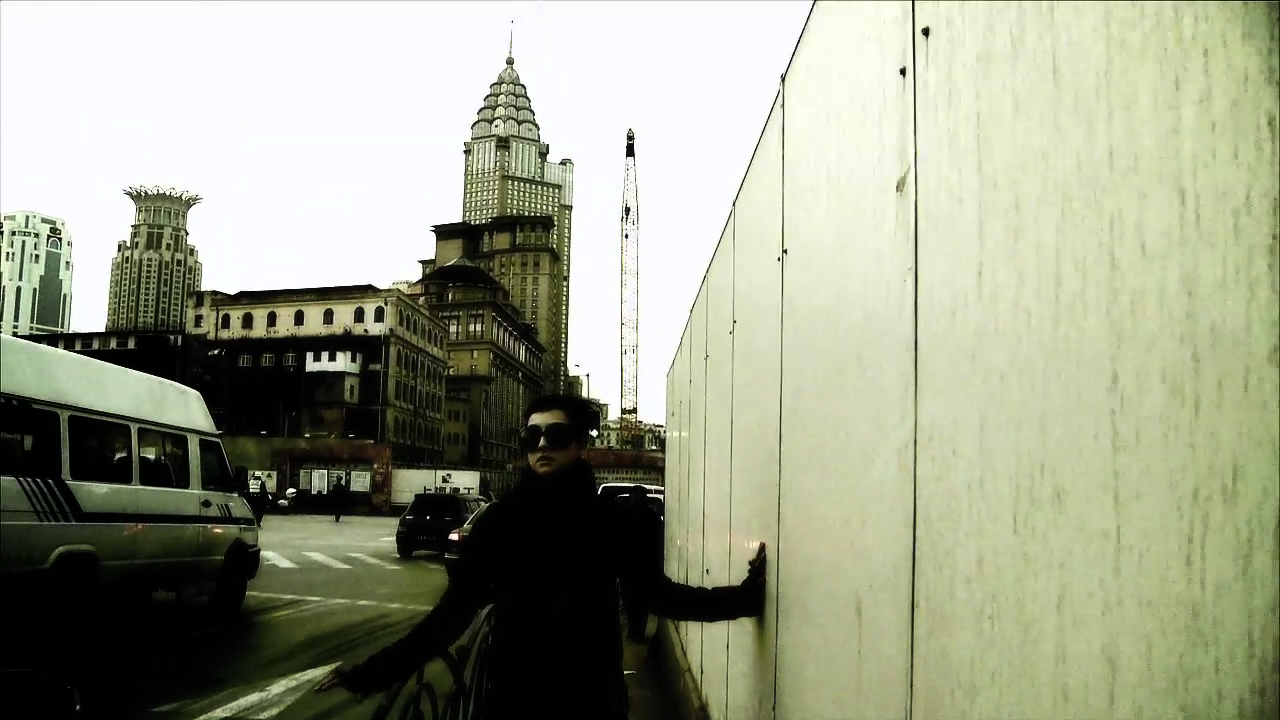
[{"xmin": 0, "ymin": 0, "xmax": 811, "ymax": 424}]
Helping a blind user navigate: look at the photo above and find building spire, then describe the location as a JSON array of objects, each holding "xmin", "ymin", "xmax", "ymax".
[{"xmin": 507, "ymin": 20, "xmax": 514, "ymax": 65}]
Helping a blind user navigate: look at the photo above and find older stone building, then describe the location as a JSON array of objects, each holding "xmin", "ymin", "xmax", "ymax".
[
  {"xmin": 404, "ymin": 256, "xmax": 545, "ymax": 495},
  {"xmin": 184, "ymin": 285, "xmax": 448, "ymax": 509},
  {"xmin": 422, "ymin": 214, "xmax": 561, "ymax": 395}
]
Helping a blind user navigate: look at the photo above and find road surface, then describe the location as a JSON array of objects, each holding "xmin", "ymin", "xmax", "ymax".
[{"xmin": 9, "ymin": 514, "xmax": 458, "ymax": 720}]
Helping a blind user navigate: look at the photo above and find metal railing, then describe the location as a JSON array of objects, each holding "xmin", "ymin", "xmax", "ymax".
[{"xmin": 366, "ymin": 605, "xmax": 496, "ymax": 720}]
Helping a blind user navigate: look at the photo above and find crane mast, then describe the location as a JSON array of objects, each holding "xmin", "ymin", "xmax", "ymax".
[{"xmin": 620, "ymin": 129, "xmax": 640, "ymax": 449}]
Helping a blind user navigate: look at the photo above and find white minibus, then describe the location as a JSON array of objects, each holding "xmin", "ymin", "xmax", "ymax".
[{"xmin": 0, "ymin": 335, "xmax": 261, "ymax": 613}]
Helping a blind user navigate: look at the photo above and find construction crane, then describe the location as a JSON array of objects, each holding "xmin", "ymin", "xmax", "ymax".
[{"xmin": 620, "ymin": 129, "xmax": 641, "ymax": 450}]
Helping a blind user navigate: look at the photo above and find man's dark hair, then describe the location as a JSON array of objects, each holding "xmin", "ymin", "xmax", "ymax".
[{"xmin": 523, "ymin": 394, "xmax": 601, "ymax": 438}]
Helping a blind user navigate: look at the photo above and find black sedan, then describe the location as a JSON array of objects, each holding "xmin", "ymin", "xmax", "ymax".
[
  {"xmin": 443, "ymin": 502, "xmax": 491, "ymax": 568},
  {"xmin": 396, "ymin": 493, "xmax": 487, "ymax": 558}
]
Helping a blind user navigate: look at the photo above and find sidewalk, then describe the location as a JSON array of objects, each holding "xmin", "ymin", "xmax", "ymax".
[{"xmin": 622, "ymin": 615, "xmax": 665, "ymax": 720}]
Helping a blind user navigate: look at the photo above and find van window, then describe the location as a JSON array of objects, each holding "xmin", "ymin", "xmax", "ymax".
[
  {"xmin": 0, "ymin": 404, "xmax": 62, "ymax": 479},
  {"xmin": 198, "ymin": 438, "xmax": 236, "ymax": 493},
  {"xmin": 138, "ymin": 428, "xmax": 190, "ymax": 489},
  {"xmin": 67, "ymin": 415, "xmax": 133, "ymax": 485}
]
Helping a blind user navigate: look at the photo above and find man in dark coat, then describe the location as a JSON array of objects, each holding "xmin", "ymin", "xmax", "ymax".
[
  {"xmin": 621, "ymin": 484, "xmax": 663, "ymax": 641},
  {"xmin": 317, "ymin": 394, "xmax": 767, "ymax": 719},
  {"xmin": 331, "ymin": 478, "xmax": 349, "ymax": 523}
]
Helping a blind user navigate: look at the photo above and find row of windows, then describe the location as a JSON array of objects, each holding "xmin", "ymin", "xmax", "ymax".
[
  {"xmin": 0, "ymin": 404, "xmax": 235, "ymax": 492},
  {"xmin": 134, "ymin": 206, "xmax": 187, "ymax": 227},
  {"xmin": 195, "ymin": 306, "xmax": 388, "ymax": 331},
  {"xmin": 395, "ymin": 308, "xmax": 441, "ymax": 348},
  {"xmin": 236, "ymin": 350, "xmax": 362, "ymax": 368}
]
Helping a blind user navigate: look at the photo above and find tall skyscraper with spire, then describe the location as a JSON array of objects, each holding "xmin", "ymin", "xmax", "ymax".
[{"xmin": 458, "ymin": 36, "xmax": 574, "ymax": 393}]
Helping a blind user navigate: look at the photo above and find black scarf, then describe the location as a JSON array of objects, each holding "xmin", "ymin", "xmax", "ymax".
[{"xmin": 503, "ymin": 458, "xmax": 597, "ymax": 514}]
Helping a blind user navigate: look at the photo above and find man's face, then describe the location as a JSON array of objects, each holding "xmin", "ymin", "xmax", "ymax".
[{"xmin": 522, "ymin": 409, "xmax": 584, "ymax": 475}]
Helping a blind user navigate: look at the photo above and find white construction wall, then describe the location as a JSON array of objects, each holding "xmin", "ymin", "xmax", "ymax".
[{"xmin": 663, "ymin": 2, "xmax": 1280, "ymax": 719}]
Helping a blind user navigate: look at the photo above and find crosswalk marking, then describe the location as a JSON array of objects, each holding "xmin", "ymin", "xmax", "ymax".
[
  {"xmin": 247, "ymin": 591, "xmax": 432, "ymax": 612},
  {"xmin": 301, "ymin": 551, "xmax": 351, "ymax": 569},
  {"xmin": 261, "ymin": 551, "xmax": 298, "ymax": 569},
  {"xmin": 348, "ymin": 552, "xmax": 402, "ymax": 570},
  {"xmin": 256, "ymin": 549, "xmax": 424, "ymax": 570}
]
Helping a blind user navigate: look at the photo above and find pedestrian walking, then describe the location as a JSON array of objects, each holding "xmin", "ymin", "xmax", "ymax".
[
  {"xmin": 331, "ymin": 479, "xmax": 349, "ymax": 523},
  {"xmin": 317, "ymin": 394, "xmax": 767, "ymax": 719},
  {"xmin": 621, "ymin": 484, "xmax": 662, "ymax": 641}
]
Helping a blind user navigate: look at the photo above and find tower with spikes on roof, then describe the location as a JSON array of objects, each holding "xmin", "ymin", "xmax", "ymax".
[{"xmin": 457, "ymin": 29, "xmax": 575, "ymax": 395}]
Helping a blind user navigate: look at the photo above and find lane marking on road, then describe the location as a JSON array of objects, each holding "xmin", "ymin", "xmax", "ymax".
[
  {"xmin": 302, "ymin": 551, "xmax": 352, "ymax": 569},
  {"xmin": 258, "ymin": 600, "xmax": 340, "ymax": 622},
  {"xmin": 348, "ymin": 552, "xmax": 402, "ymax": 570},
  {"xmin": 189, "ymin": 662, "xmax": 340, "ymax": 720},
  {"xmin": 379, "ymin": 536, "xmax": 395, "ymax": 541},
  {"xmin": 248, "ymin": 591, "xmax": 433, "ymax": 612},
  {"xmin": 261, "ymin": 551, "xmax": 299, "ymax": 569}
]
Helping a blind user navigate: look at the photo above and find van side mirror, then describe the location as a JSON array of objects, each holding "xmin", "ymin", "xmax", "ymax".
[{"xmin": 234, "ymin": 465, "xmax": 250, "ymax": 494}]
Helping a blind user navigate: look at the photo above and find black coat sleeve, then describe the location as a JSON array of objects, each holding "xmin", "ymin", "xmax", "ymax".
[
  {"xmin": 339, "ymin": 513, "xmax": 495, "ymax": 694},
  {"xmin": 619, "ymin": 509, "xmax": 763, "ymax": 623}
]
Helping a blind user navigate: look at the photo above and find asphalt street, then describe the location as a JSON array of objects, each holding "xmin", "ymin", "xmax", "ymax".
[{"xmin": 7, "ymin": 514, "xmax": 459, "ymax": 720}]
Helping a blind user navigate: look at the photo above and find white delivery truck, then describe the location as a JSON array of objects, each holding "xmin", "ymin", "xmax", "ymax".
[
  {"xmin": 0, "ymin": 335, "xmax": 261, "ymax": 613},
  {"xmin": 390, "ymin": 468, "xmax": 481, "ymax": 507}
]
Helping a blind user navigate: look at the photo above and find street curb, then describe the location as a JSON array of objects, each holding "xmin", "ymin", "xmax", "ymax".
[{"xmin": 650, "ymin": 618, "xmax": 711, "ymax": 720}]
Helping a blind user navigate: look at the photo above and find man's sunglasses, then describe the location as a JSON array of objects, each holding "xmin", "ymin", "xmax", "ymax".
[{"xmin": 518, "ymin": 422, "xmax": 579, "ymax": 452}]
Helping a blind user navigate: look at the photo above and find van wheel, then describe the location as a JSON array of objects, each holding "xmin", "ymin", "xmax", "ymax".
[
  {"xmin": 397, "ymin": 544, "xmax": 414, "ymax": 559},
  {"xmin": 210, "ymin": 558, "xmax": 249, "ymax": 615},
  {"xmin": 47, "ymin": 554, "xmax": 100, "ymax": 636}
]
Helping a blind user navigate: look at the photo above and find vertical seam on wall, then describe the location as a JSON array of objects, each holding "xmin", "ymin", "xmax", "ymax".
[
  {"xmin": 686, "ymin": 320, "xmax": 693, "ymax": 594},
  {"xmin": 906, "ymin": 2, "xmax": 922, "ymax": 719},
  {"xmin": 771, "ymin": 76, "xmax": 786, "ymax": 720},
  {"xmin": 700, "ymin": 284, "xmax": 710, "ymax": 690},
  {"xmin": 724, "ymin": 208, "xmax": 736, "ymax": 719}
]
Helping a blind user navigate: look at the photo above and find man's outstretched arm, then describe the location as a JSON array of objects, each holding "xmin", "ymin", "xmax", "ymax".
[
  {"xmin": 317, "ymin": 519, "xmax": 495, "ymax": 697},
  {"xmin": 628, "ymin": 540, "xmax": 767, "ymax": 623}
]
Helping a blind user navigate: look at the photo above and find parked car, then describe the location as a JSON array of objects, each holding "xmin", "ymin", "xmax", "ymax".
[
  {"xmin": 396, "ymin": 493, "xmax": 486, "ymax": 558},
  {"xmin": 597, "ymin": 482, "xmax": 663, "ymax": 503},
  {"xmin": 443, "ymin": 502, "xmax": 492, "ymax": 568},
  {"xmin": 644, "ymin": 493, "xmax": 664, "ymax": 522}
]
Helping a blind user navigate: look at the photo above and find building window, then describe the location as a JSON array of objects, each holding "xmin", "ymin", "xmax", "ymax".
[
  {"xmin": 238, "ymin": 354, "xmax": 253, "ymax": 367},
  {"xmin": 283, "ymin": 353, "xmax": 297, "ymax": 366},
  {"xmin": 293, "ymin": 309, "xmax": 305, "ymax": 326},
  {"xmin": 323, "ymin": 308, "xmax": 335, "ymax": 325},
  {"xmin": 193, "ymin": 314, "xmax": 204, "ymax": 328},
  {"xmin": 312, "ymin": 351, "xmax": 322, "ymax": 362},
  {"xmin": 267, "ymin": 311, "xmax": 278, "ymax": 328},
  {"xmin": 241, "ymin": 312, "xmax": 254, "ymax": 330},
  {"xmin": 328, "ymin": 350, "xmax": 337, "ymax": 362},
  {"xmin": 262, "ymin": 353, "xmax": 275, "ymax": 366},
  {"xmin": 374, "ymin": 306, "xmax": 386, "ymax": 323},
  {"xmin": 219, "ymin": 313, "xmax": 231, "ymax": 330},
  {"xmin": 354, "ymin": 306, "xmax": 366, "ymax": 323}
]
